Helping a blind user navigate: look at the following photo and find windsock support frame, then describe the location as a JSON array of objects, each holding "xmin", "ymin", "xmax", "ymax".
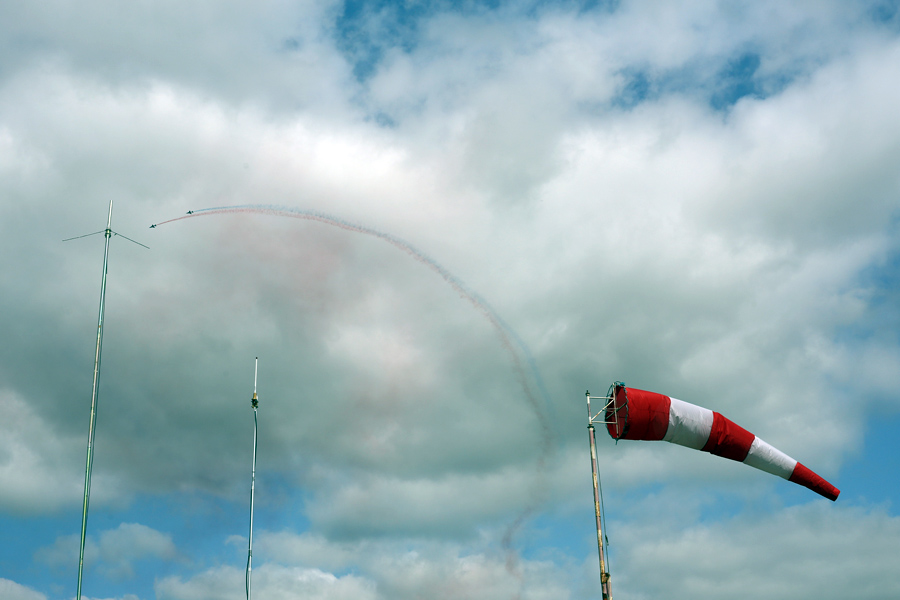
[{"xmin": 586, "ymin": 384, "xmax": 622, "ymax": 600}]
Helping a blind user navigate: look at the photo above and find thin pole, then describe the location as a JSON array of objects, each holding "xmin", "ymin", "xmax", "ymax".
[
  {"xmin": 587, "ymin": 391, "xmax": 612, "ymax": 600},
  {"xmin": 247, "ymin": 358, "xmax": 259, "ymax": 600},
  {"xmin": 76, "ymin": 201, "xmax": 113, "ymax": 600}
]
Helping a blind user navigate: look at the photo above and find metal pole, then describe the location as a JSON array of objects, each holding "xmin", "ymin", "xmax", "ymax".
[
  {"xmin": 76, "ymin": 201, "xmax": 113, "ymax": 600},
  {"xmin": 247, "ymin": 358, "xmax": 259, "ymax": 600},
  {"xmin": 587, "ymin": 391, "xmax": 612, "ymax": 600}
]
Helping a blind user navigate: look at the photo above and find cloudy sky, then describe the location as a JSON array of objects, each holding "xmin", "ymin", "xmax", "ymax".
[{"xmin": 2, "ymin": 1, "xmax": 900, "ymax": 599}]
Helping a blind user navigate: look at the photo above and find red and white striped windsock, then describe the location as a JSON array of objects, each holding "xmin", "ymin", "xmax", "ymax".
[{"xmin": 604, "ymin": 383, "xmax": 839, "ymax": 501}]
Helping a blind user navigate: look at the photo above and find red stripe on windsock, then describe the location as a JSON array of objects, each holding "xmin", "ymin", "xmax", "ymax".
[
  {"xmin": 789, "ymin": 462, "xmax": 840, "ymax": 501},
  {"xmin": 700, "ymin": 412, "xmax": 755, "ymax": 462},
  {"xmin": 606, "ymin": 386, "xmax": 670, "ymax": 440}
]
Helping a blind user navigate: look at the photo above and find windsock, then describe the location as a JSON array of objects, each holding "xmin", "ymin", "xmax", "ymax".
[{"xmin": 605, "ymin": 383, "xmax": 839, "ymax": 501}]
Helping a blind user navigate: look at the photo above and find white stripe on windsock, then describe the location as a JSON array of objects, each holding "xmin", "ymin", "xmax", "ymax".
[
  {"xmin": 743, "ymin": 437, "xmax": 797, "ymax": 479},
  {"xmin": 663, "ymin": 397, "xmax": 714, "ymax": 450}
]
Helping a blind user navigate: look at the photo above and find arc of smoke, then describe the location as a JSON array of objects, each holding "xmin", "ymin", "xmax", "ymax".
[
  {"xmin": 155, "ymin": 203, "xmax": 555, "ymax": 577},
  {"xmin": 157, "ymin": 204, "xmax": 553, "ymax": 430}
]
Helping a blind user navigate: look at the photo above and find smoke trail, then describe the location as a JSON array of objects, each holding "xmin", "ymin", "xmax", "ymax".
[
  {"xmin": 155, "ymin": 204, "xmax": 554, "ymax": 577},
  {"xmin": 158, "ymin": 205, "xmax": 552, "ymax": 422}
]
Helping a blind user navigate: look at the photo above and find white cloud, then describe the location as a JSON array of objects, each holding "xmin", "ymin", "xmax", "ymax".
[
  {"xmin": 0, "ymin": 578, "xmax": 46, "ymax": 600},
  {"xmin": 0, "ymin": 389, "xmax": 112, "ymax": 512},
  {"xmin": 36, "ymin": 523, "xmax": 176, "ymax": 580},
  {"xmin": 0, "ymin": 0, "xmax": 894, "ymax": 517},
  {"xmin": 155, "ymin": 564, "xmax": 377, "ymax": 600},
  {"xmin": 0, "ymin": 0, "xmax": 353, "ymax": 114},
  {"xmin": 613, "ymin": 502, "xmax": 900, "ymax": 600},
  {"xmin": 124, "ymin": 501, "xmax": 900, "ymax": 600},
  {"xmin": 166, "ymin": 535, "xmax": 579, "ymax": 600},
  {"xmin": 305, "ymin": 463, "xmax": 551, "ymax": 538},
  {"xmin": 97, "ymin": 523, "xmax": 178, "ymax": 579},
  {"xmin": 256, "ymin": 531, "xmax": 357, "ymax": 572},
  {"xmin": 155, "ymin": 565, "xmax": 243, "ymax": 600}
]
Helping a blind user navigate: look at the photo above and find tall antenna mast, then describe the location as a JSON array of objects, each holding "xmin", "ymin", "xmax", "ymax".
[
  {"xmin": 67, "ymin": 202, "xmax": 147, "ymax": 600},
  {"xmin": 586, "ymin": 389, "xmax": 614, "ymax": 600},
  {"xmin": 246, "ymin": 357, "xmax": 259, "ymax": 600}
]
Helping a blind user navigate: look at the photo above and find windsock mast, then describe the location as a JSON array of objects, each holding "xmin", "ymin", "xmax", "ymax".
[
  {"xmin": 584, "ymin": 380, "xmax": 840, "ymax": 598},
  {"xmin": 586, "ymin": 388, "xmax": 617, "ymax": 600}
]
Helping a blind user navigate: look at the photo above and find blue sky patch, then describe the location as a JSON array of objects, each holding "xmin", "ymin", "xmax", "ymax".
[
  {"xmin": 333, "ymin": 0, "xmax": 620, "ymax": 81},
  {"xmin": 710, "ymin": 52, "xmax": 763, "ymax": 110}
]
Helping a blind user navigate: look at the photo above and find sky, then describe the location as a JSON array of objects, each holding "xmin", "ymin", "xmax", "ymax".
[{"xmin": 1, "ymin": 1, "xmax": 900, "ymax": 599}]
